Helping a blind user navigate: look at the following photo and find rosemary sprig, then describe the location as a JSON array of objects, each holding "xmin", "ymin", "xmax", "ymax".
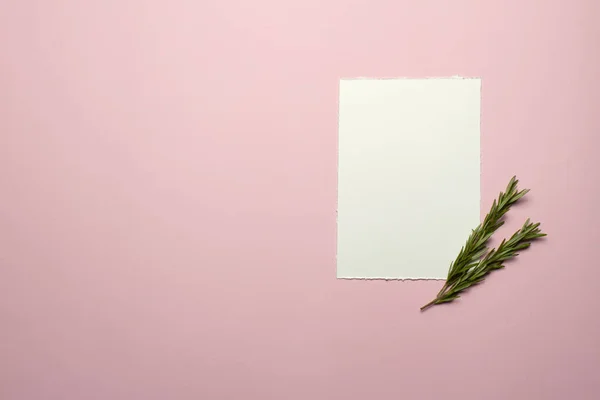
[{"xmin": 420, "ymin": 177, "xmax": 546, "ymax": 311}]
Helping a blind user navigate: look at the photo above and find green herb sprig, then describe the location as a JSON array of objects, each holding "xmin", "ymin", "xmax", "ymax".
[{"xmin": 420, "ymin": 177, "xmax": 546, "ymax": 311}]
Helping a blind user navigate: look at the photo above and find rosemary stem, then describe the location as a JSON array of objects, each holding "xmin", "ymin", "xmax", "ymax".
[
  {"xmin": 420, "ymin": 282, "xmax": 450, "ymax": 311},
  {"xmin": 437, "ymin": 283, "xmax": 450, "ymax": 297},
  {"xmin": 420, "ymin": 299, "xmax": 438, "ymax": 312}
]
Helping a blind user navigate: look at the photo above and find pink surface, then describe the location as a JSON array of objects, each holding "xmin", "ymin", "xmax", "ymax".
[{"xmin": 1, "ymin": 1, "xmax": 599, "ymax": 399}]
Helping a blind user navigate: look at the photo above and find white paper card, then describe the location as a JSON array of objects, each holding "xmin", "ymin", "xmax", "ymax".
[{"xmin": 337, "ymin": 78, "xmax": 481, "ymax": 279}]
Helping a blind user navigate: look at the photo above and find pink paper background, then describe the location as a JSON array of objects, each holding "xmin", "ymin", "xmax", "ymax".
[{"xmin": 1, "ymin": 1, "xmax": 599, "ymax": 399}]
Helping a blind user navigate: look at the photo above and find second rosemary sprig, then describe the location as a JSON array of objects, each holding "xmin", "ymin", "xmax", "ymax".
[{"xmin": 421, "ymin": 219, "xmax": 546, "ymax": 311}]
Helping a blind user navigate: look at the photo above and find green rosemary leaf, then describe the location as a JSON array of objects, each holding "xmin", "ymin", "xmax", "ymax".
[
  {"xmin": 437, "ymin": 296, "xmax": 460, "ymax": 304},
  {"xmin": 420, "ymin": 177, "xmax": 546, "ymax": 312}
]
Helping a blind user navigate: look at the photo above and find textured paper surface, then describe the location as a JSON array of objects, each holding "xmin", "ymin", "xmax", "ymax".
[{"xmin": 337, "ymin": 78, "xmax": 481, "ymax": 279}]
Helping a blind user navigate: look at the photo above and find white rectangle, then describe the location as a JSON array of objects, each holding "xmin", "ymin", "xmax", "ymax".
[{"xmin": 337, "ymin": 77, "xmax": 481, "ymax": 279}]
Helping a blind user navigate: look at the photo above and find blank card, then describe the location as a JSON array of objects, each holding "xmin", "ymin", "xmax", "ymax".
[{"xmin": 336, "ymin": 77, "xmax": 481, "ymax": 279}]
